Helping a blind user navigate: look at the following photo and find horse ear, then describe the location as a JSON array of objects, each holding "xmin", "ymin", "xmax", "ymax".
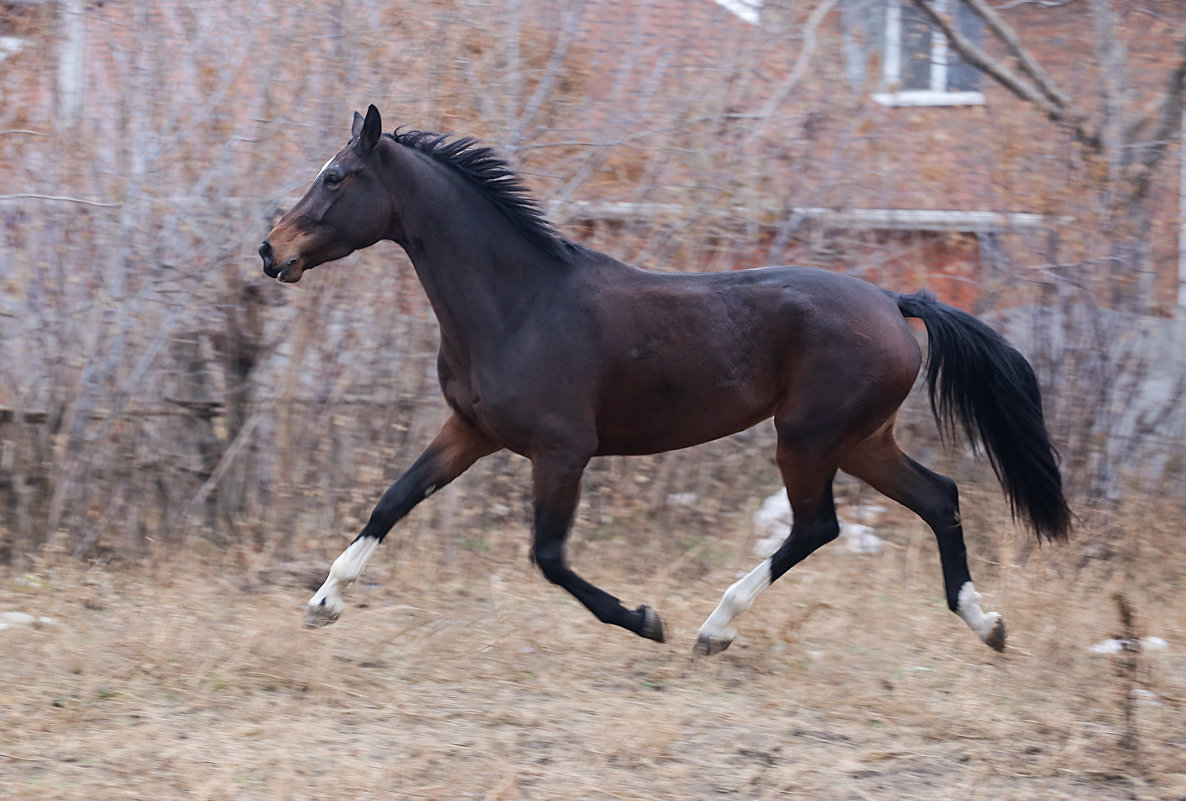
[
  {"xmin": 356, "ymin": 104, "xmax": 382, "ymax": 154},
  {"xmin": 351, "ymin": 110, "xmax": 365, "ymax": 139}
]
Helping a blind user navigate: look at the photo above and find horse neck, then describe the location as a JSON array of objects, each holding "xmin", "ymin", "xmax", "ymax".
[{"xmin": 388, "ymin": 147, "xmax": 569, "ymax": 346}]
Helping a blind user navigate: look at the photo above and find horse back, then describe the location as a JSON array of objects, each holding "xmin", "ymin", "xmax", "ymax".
[{"xmin": 585, "ymin": 262, "xmax": 921, "ymax": 455}]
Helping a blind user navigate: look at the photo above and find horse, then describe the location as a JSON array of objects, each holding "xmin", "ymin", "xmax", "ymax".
[{"xmin": 260, "ymin": 105, "xmax": 1070, "ymax": 655}]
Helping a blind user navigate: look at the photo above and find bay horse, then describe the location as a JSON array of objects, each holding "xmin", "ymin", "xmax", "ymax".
[{"xmin": 260, "ymin": 105, "xmax": 1070, "ymax": 655}]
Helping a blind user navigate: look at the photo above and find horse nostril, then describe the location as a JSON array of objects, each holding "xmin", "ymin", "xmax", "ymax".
[{"xmin": 259, "ymin": 240, "xmax": 273, "ymax": 268}]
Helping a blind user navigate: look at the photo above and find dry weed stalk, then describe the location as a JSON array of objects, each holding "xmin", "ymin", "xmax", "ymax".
[{"xmin": 1111, "ymin": 592, "xmax": 1141, "ymax": 771}]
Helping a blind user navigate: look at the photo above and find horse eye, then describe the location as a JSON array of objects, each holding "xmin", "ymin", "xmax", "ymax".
[{"xmin": 324, "ymin": 172, "xmax": 343, "ymax": 187}]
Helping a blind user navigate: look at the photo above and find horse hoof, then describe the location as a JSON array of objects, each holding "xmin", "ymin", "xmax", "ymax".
[
  {"xmin": 984, "ymin": 616, "xmax": 1006, "ymax": 652},
  {"xmin": 304, "ymin": 596, "xmax": 343, "ymax": 629},
  {"xmin": 637, "ymin": 605, "xmax": 666, "ymax": 643},
  {"xmin": 693, "ymin": 633, "xmax": 734, "ymax": 657}
]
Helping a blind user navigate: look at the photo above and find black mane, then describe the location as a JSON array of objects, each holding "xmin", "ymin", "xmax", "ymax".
[{"xmin": 388, "ymin": 130, "xmax": 582, "ymax": 262}]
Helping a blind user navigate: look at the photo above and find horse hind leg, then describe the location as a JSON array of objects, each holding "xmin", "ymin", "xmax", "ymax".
[
  {"xmin": 696, "ymin": 434, "xmax": 842, "ymax": 656},
  {"xmin": 840, "ymin": 428, "xmax": 1006, "ymax": 651}
]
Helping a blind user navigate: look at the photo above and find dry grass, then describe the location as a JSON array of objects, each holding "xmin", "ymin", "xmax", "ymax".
[{"xmin": 2, "ymin": 500, "xmax": 1185, "ymax": 801}]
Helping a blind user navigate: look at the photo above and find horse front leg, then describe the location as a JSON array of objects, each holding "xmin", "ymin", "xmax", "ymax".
[
  {"xmin": 530, "ymin": 449, "xmax": 665, "ymax": 643},
  {"xmin": 305, "ymin": 413, "xmax": 498, "ymax": 627}
]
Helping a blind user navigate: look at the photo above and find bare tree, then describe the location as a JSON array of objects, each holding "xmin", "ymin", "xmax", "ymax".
[
  {"xmin": 2, "ymin": 0, "xmax": 1185, "ymax": 563},
  {"xmin": 912, "ymin": 0, "xmax": 1186, "ymax": 505},
  {"xmin": 915, "ymin": 0, "xmax": 1186, "ymax": 310}
]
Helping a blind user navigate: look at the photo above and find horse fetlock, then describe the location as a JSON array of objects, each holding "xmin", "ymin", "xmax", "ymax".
[
  {"xmin": 304, "ymin": 593, "xmax": 344, "ymax": 628},
  {"xmin": 982, "ymin": 614, "xmax": 1006, "ymax": 652},
  {"xmin": 693, "ymin": 626, "xmax": 736, "ymax": 656},
  {"xmin": 301, "ymin": 537, "xmax": 377, "ymax": 628}
]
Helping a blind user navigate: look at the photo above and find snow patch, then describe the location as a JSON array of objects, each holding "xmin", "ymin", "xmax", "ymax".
[
  {"xmin": 1090, "ymin": 636, "xmax": 1168, "ymax": 655},
  {"xmin": 0, "ymin": 611, "xmax": 56, "ymax": 631},
  {"xmin": 751, "ymin": 492, "xmax": 886, "ymax": 557}
]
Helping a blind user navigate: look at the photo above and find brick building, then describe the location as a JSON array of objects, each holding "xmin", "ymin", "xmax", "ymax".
[{"xmin": 559, "ymin": 0, "xmax": 1186, "ymax": 312}]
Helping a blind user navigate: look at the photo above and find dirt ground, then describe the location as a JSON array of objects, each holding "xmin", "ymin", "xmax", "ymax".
[{"xmin": 2, "ymin": 504, "xmax": 1184, "ymax": 800}]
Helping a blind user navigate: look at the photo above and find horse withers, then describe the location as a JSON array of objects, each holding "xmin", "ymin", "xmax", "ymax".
[{"xmin": 260, "ymin": 105, "xmax": 1070, "ymax": 655}]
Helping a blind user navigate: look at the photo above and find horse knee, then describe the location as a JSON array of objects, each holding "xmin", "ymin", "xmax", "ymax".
[
  {"xmin": 532, "ymin": 543, "xmax": 569, "ymax": 585},
  {"xmin": 369, "ymin": 492, "xmax": 408, "ymax": 525},
  {"xmin": 365, "ymin": 480, "xmax": 431, "ymax": 533}
]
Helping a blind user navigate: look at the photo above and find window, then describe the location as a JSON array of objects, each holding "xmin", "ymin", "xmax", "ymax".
[
  {"xmin": 713, "ymin": 0, "xmax": 762, "ymax": 25},
  {"xmin": 874, "ymin": 0, "xmax": 985, "ymax": 107}
]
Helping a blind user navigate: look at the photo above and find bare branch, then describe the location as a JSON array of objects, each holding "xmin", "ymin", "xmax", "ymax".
[
  {"xmin": 960, "ymin": 0, "xmax": 1072, "ymax": 109},
  {"xmin": 991, "ymin": 0, "xmax": 1080, "ymax": 9},
  {"xmin": 754, "ymin": 0, "xmax": 840, "ymax": 121},
  {"xmin": 1128, "ymin": 29, "xmax": 1186, "ymax": 199},
  {"xmin": 1124, "ymin": 95, "xmax": 1166, "ymax": 144},
  {"xmin": 516, "ymin": 3, "xmax": 587, "ymax": 146},
  {"xmin": 0, "ymin": 194, "xmax": 122, "ymax": 208},
  {"xmin": 1089, "ymin": 0, "xmax": 1127, "ymax": 180},
  {"xmin": 914, "ymin": 0, "xmax": 1100, "ymax": 149},
  {"xmin": 913, "ymin": 0, "xmax": 1050, "ymax": 113},
  {"xmin": 170, "ymin": 412, "xmax": 263, "ymax": 535}
]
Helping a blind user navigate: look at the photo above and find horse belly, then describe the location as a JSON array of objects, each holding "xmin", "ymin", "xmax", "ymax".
[{"xmin": 593, "ymin": 361, "xmax": 778, "ymax": 456}]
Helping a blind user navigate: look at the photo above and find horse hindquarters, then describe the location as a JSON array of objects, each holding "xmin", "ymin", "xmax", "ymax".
[{"xmin": 696, "ymin": 291, "xmax": 922, "ymax": 656}]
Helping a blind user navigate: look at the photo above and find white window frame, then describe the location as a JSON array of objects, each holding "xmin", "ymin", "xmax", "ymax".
[
  {"xmin": 713, "ymin": 0, "xmax": 762, "ymax": 25},
  {"xmin": 874, "ymin": 0, "xmax": 986, "ymax": 107}
]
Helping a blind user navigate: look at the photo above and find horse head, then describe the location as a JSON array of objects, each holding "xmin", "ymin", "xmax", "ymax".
[{"xmin": 260, "ymin": 105, "xmax": 395, "ymax": 283}]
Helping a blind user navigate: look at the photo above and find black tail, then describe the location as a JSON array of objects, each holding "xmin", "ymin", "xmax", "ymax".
[{"xmin": 896, "ymin": 290, "xmax": 1071, "ymax": 541}]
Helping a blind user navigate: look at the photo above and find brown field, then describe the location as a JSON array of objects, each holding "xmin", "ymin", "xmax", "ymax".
[{"xmin": 2, "ymin": 495, "xmax": 1185, "ymax": 801}]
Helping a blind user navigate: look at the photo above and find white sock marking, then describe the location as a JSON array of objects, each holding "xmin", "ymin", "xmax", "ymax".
[
  {"xmin": 698, "ymin": 558, "xmax": 773, "ymax": 644},
  {"xmin": 308, "ymin": 537, "xmax": 379, "ymax": 621},
  {"xmin": 333, "ymin": 536, "xmax": 379, "ymax": 582},
  {"xmin": 957, "ymin": 581, "xmax": 1000, "ymax": 641}
]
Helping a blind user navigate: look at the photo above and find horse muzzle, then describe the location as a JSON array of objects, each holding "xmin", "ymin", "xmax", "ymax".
[
  {"xmin": 276, "ymin": 261, "xmax": 306, "ymax": 283},
  {"xmin": 259, "ymin": 239, "xmax": 279, "ymax": 276},
  {"xmin": 259, "ymin": 239, "xmax": 305, "ymax": 283}
]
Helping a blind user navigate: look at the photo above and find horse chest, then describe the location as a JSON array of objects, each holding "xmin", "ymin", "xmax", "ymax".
[{"xmin": 437, "ymin": 353, "xmax": 580, "ymax": 453}]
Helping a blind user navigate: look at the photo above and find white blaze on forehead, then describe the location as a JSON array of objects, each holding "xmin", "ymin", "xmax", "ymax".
[{"xmin": 317, "ymin": 156, "xmax": 336, "ymax": 178}]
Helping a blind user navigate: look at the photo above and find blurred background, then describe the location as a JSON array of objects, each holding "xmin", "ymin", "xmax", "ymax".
[{"xmin": 2, "ymin": 0, "xmax": 1185, "ymax": 568}]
